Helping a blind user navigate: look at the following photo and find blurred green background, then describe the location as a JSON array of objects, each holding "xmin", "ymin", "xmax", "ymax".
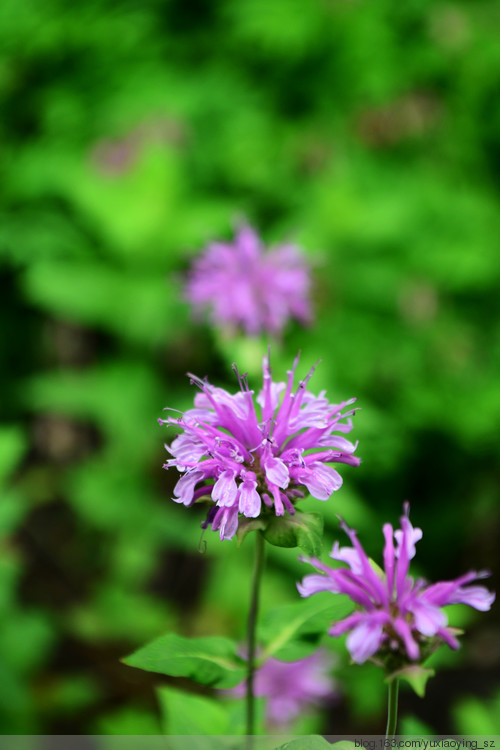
[{"xmin": 1, "ymin": 0, "xmax": 499, "ymax": 735}]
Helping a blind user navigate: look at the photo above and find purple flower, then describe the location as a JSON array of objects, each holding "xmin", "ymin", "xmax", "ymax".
[
  {"xmin": 185, "ymin": 225, "xmax": 312, "ymax": 337},
  {"xmin": 159, "ymin": 354, "xmax": 359, "ymax": 540},
  {"xmin": 223, "ymin": 650, "xmax": 338, "ymax": 728},
  {"xmin": 298, "ymin": 504, "xmax": 495, "ymax": 666}
]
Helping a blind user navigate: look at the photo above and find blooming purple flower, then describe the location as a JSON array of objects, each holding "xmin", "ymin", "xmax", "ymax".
[
  {"xmin": 223, "ymin": 650, "xmax": 338, "ymax": 728},
  {"xmin": 185, "ymin": 225, "xmax": 312, "ymax": 337},
  {"xmin": 159, "ymin": 354, "xmax": 360, "ymax": 540},
  {"xmin": 298, "ymin": 504, "xmax": 495, "ymax": 666}
]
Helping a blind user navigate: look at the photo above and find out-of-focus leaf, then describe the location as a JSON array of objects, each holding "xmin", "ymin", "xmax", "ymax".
[
  {"xmin": 94, "ymin": 706, "xmax": 161, "ymax": 735},
  {"xmin": 0, "ymin": 555, "xmax": 21, "ymax": 613},
  {"xmin": 24, "ymin": 363, "xmax": 163, "ymax": 462},
  {"xmin": 157, "ymin": 685, "xmax": 230, "ymax": 735},
  {"xmin": 69, "ymin": 144, "xmax": 182, "ymax": 258},
  {"xmin": 399, "ymin": 714, "xmax": 434, "ymax": 735},
  {"xmin": 0, "ymin": 492, "xmax": 27, "ymax": 536},
  {"xmin": 258, "ymin": 592, "xmax": 354, "ymax": 660},
  {"xmin": 68, "ymin": 584, "xmax": 172, "ymax": 642},
  {"xmin": 273, "ymin": 736, "xmax": 331, "ymax": 750},
  {"xmin": 453, "ymin": 688, "xmax": 500, "ymax": 734},
  {"xmin": 23, "ymin": 261, "xmax": 183, "ymax": 345},
  {"xmin": 0, "ymin": 427, "xmax": 25, "ymax": 483},
  {"xmin": 0, "ymin": 611, "xmax": 54, "ymax": 674},
  {"xmin": 42, "ymin": 674, "xmax": 100, "ymax": 715}
]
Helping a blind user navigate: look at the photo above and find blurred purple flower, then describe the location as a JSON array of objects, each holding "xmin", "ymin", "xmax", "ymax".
[
  {"xmin": 185, "ymin": 225, "xmax": 312, "ymax": 337},
  {"xmin": 159, "ymin": 354, "xmax": 359, "ymax": 540},
  {"xmin": 224, "ymin": 650, "xmax": 338, "ymax": 728},
  {"xmin": 298, "ymin": 504, "xmax": 495, "ymax": 665}
]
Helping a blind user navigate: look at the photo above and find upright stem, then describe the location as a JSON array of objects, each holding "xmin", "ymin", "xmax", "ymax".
[
  {"xmin": 385, "ymin": 678, "xmax": 399, "ymax": 740},
  {"xmin": 246, "ymin": 531, "xmax": 266, "ymax": 743}
]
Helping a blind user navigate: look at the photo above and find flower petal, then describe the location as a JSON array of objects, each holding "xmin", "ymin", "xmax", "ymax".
[
  {"xmin": 394, "ymin": 513, "xmax": 423, "ymax": 561},
  {"xmin": 437, "ymin": 626, "xmax": 460, "ymax": 650},
  {"xmin": 410, "ymin": 599, "xmax": 447, "ymax": 637},
  {"xmin": 331, "ymin": 542, "xmax": 363, "ymax": 575},
  {"xmin": 264, "ymin": 456, "xmax": 289, "ymax": 489},
  {"xmin": 346, "ymin": 616, "xmax": 386, "ymax": 664},
  {"xmin": 448, "ymin": 585, "xmax": 495, "ymax": 611},
  {"xmin": 297, "ymin": 574, "xmax": 340, "ymax": 597},
  {"xmin": 238, "ymin": 476, "xmax": 261, "ymax": 517},
  {"xmin": 212, "ymin": 470, "xmax": 238, "ymax": 507},
  {"xmin": 218, "ymin": 507, "xmax": 239, "ymax": 540},
  {"xmin": 329, "ymin": 612, "xmax": 364, "ymax": 636},
  {"xmin": 173, "ymin": 470, "xmax": 204, "ymax": 506},
  {"xmin": 393, "ymin": 617, "xmax": 419, "ymax": 661},
  {"xmin": 300, "ymin": 463, "xmax": 342, "ymax": 500}
]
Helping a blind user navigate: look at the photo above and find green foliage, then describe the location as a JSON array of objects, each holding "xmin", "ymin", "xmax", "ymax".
[
  {"xmin": 453, "ymin": 688, "xmax": 500, "ymax": 734},
  {"xmin": 385, "ymin": 666, "xmax": 435, "ymax": 699},
  {"xmin": 94, "ymin": 706, "xmax": 162, "ymax": 735},
  {"xmin": 258, "ymin": 592, "xmax": 354, "ymax": 661},
  {"xmin": 158, "ymin": 686, "xmax": 231, "ymax": 735},
  {"xmin": 0, "ymin": 428, "xmax": 25, "ymax": 483},
  {"xmin": 123, "ymin": 634, "xmax": 246, "ymax": 689},
  {"xmin": 263, "ymin": 511, "xmax": 324, "ymax": 556},
  {"xmin": 23, "ymin": 261, "xmax": 182, "ymax": 346},
  {"xmin": 399, "ymin": 714, "xmax": 434, "ymax": 735},
  {"xmin": 273, "ymin": 737, "xmax": 332, "ymax": 750},
  {"xmin": 238, "ymin": 510, "xmax": 324, "ymax": 555},
  {"xmin": 1, "ymin": 0, "xmax": 499, "ymax": 736}
]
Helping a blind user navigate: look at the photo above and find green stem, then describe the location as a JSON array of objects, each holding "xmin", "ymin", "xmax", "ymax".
[
  {"xmin": 385, "ymin": 678, "xmax": 399, "ymax": 740},
  {"xmin": 246, "ymin": 531, "xmax": 266, "ymax": 745}
]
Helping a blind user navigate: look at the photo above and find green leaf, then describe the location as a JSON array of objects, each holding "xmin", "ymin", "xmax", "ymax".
[
  {"xmin": 400, "ymin": 715, "xmax": 434, "ymax": 735},
  {"xmin": 0, "ymin": 555, "xmax": 21, "ymax": 612},
  {"xmin": 236, "ymin": 517, "xmax": 267, "ymax": 546},
  {"xmin": 263, "ymin": 511, "xmax": 324, "ymax": 556},
  {"xmin": 0, "ymin": 427, "xmax": 25, "ymax": 484},
  {"xmin": 69, "ymin": 143, "xmax": 182, "ymax": 257},
  {"xmin": 157, "ymin": 686, "xmax": 230, "ymax": 735},
  {"xmin": 385, "ymin": 665, "xmax": 435, "ymax": 698},
  {"xmin": 273, "ymin": 736, "xmax": 332, "ymax": 750},
  {"xmin": 94, "ymin": 706, "xmax": 161, "ymax": 735},
  {"xmin": 453, "ymin": 689, "xmax": 500, "ymax": 734},
  {"xmin": 222, "ymin": 693, "xmax": 266, "ymax": 736},
  {"xmin": 0, "ymin": 492, "xmax": 27, "ymax": 536},
  {"xmin": 122, "ymin": 633, "xmax": 245, "ymax": 688},
  {"xmin": 23, "ymin": 261, "xmax": 182, "ymax": 346},
  {"xmin": 259, "ymin": 592, "xmax": 354, "ymax": 660},
  {"xmin": 0, "ymin": 610, "xmax": 55, "ymax": 674}
]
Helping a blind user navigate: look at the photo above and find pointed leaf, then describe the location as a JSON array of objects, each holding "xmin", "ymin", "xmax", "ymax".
[
  {"xmin": 236, "ymin": 517, "xmax": 267, "ymax": 546},
  {"xmin": 157, "ymin": 686, "xmax": 229, "ymax": 735},
  {"xmin": 123, "ymin": 633, "xmax": 245, "ymax": 688},
  {"xmin": 263, "ymin": 512, "xmax": 323, "ymax": 556},
  {"xmin": 273, "ymin": 736, "xmax": 332, "ymax": 750},
  {"xmin": 385, "ymin": 665, "xmax": 435, "ymax": 698},
  {"xmin": 259, "ymin": 592, "xmax": 354, "ymax": 660},
  {"xmin": 158, "ymin": 688, "xmax": 266, "ymax": 748}
]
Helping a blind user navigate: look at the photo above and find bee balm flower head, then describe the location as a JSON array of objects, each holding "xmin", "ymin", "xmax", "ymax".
[
  {"xmin": 159, "ymin": 354, "xmax": 359, "ymax": 540},
  {"xmin": 298, "ymin": 504, "xmax": 495, "ymax": 667},
  {"xmin": 185, "ymin": 225, "xmax": 312, "ymax": 337}
]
